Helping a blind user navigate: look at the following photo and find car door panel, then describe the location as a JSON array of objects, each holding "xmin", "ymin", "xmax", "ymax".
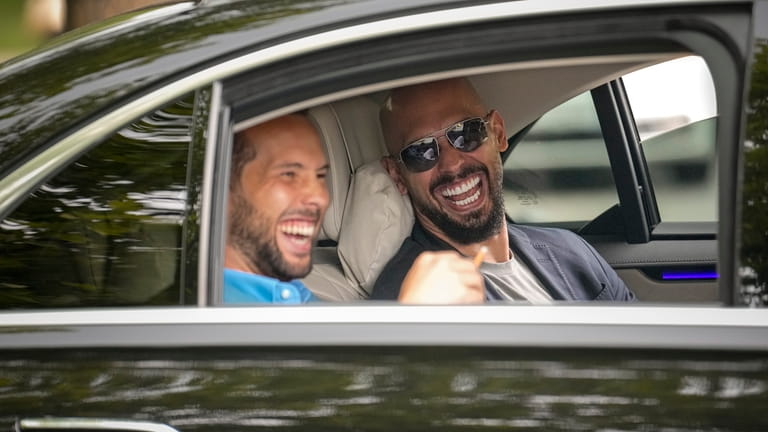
[
  {"xmin": 3, "ymin": 340, "xmax": 767, "ymax": 431},
  {"xmin": 590, "ymin": 237, "xmax": 718, "ymax": 302}
]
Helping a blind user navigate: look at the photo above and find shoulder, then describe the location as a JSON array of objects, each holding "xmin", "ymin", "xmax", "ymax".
[
  {"xmin": 508, "ymin": 224, "xmax": 607, "ymax": 267},
  {"xmin": 224, "ymin": 269, "xmax": 314, "ymax": 304},
  {"xmin": 223, "ymin": 269, "xmax": 275, "ymax": 303},
  {"xmin": 508, "ymin": 224, "xmax": 587, "ymax": 249},
  {"xmin": 290, "ymin": 279, "xmax": 317, "ymax": 302},
  {"xmin": 370, "ymin": 235, "xmax": 427, "ymax": 299},
  {"xmin": 508, "ymin": 225, "xmax": 634, "ymax": 301}
]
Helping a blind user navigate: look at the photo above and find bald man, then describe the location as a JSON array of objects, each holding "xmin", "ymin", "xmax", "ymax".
[{"xmin": 372, "ymin": 78, "xmax": 635, "ymax": 302}]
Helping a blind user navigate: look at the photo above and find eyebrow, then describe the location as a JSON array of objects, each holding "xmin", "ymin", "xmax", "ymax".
[
  {"xmin": 273, "ymin": 162, "xmax": 330, "ymax": 171},
  {"xmin": 407, "ymin": 116, "xmax": 478, "ymax": 144}
]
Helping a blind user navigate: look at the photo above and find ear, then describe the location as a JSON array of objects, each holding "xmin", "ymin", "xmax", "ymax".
[
  {"xmin": 381, "ymin": 156, "xmax": 409, "ymax": 195},
  {"xmin": 488, "ymin": 110, "xmax": 508, "ymax": 152}
]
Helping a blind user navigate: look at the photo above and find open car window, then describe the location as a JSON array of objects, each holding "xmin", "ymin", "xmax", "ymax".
[{"xmin": 220, "ymin": 52, "xmax": 722, "ymax": 305}]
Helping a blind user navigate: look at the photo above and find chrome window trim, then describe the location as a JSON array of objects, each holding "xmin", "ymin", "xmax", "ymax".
[
  {"xmin": 1, "ymin": 306, "xmax": 766, "ymax": 350},
  {"xmin": 197, "ymin": 81, "xmax": 223, "ymax": 307},
  {"xmin": 19, "ymin": 418, "xmax": 179, "ymax": 432},
  {"xmin": 0, "ymin": 0, "xmax": 725, "ymax": 218},
  {"xmin": 2, "ymin": 305, "xmax": 763, "ymax": 326}
]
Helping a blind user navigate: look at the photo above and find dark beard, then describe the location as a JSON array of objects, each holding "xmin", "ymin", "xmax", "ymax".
[
  {"xmin": 413, "ymin": 164, "xmax": 505, "ymax": 245},
  {"xmin": 228, "ymin": 192, "xmax": 312, "ymax": 281}
]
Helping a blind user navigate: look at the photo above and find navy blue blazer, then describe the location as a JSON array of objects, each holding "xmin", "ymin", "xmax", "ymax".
[{"xmin": 370, "ymin": 222, "xmax": 635, "ymax": 301}]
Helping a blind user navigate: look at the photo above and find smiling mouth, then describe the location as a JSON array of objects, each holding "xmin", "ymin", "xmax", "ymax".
[
  {"xmin": 440, "ymin": 174, "xmax": 482, "ymax": 207},
  {"xmin": 278, "ymin": 221, "xmax": 317, "ymax": 245}
]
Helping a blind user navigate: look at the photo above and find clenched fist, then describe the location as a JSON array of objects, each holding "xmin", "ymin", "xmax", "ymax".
[{"xmin": 397, "ymin": 251, "xmax": 485, "ymax": 304}]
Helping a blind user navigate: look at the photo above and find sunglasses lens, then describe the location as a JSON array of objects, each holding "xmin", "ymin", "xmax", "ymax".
[
  {"xmin": 401, "ymin": 139, "xmax": 438, "ymax": 172},
  {"xmin": 447, "ymin": 118, "xmax": 486, "ymax": 152},
  {"xmin": 399, "ymin": 118, "xmax": 488, "ymax": 172}
]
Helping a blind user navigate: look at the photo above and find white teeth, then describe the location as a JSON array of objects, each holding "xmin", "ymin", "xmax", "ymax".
[
  {"xmin": 280, "ymin": 224, "xmax": 314, "ymax": 237},
  {"xmin": 454, "ymin": 189, "xmax": 480, "ymax": 206},
  {"xmin": 441, "ymin": 176, "xmax": 480, "ymax": 197}
]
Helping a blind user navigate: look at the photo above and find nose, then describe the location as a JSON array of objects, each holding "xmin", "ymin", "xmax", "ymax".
[
  {"xmin": 302, "ymin": 174, "xmax": 330, "ymax": 213},
  {"xmin": 435, "ymin": 135, "xmax": 464, "ymax": 172}
]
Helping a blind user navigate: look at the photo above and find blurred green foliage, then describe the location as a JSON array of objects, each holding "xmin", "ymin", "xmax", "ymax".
[
  {"xmin": 742, "ymin": 40, "xmax": 768, "ymax": 305},
  {"xmin": 0, "ymin": 0, "xmax": 45, "ymax": 61}
]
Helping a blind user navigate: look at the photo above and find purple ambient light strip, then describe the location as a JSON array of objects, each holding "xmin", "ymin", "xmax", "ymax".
[{"xmin": 661, "ymin": 271, "xmax": 719, "ymax": 280}]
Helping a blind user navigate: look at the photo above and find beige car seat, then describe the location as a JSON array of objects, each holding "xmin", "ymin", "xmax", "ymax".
[{"xmin": 302, "ymin": 96, "xmax": 414, "ymax": 300}]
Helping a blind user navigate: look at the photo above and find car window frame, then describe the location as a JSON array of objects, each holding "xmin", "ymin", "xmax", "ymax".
[{"xmin": 209, "ymin": 3, "xmax": 752, "ymax": 307}]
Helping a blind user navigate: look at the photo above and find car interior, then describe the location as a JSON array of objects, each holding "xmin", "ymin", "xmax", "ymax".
[{"xmin": 231, "ymin": 51, "xmax": 719, "ymax": 303}]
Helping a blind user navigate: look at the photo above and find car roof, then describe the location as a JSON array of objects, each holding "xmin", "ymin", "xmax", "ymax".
[
  {"xmin": 0, "ymin": 0, "xmax": 732, "ymax": 176},
  {"xmin": 0, "ymin": 0, "xmax": 497, "ymax": 173}
]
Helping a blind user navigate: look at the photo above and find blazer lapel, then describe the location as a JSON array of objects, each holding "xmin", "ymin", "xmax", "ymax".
[{"xmin": 507, "ymin": 225, "xmax": 577, "ymax": 300}]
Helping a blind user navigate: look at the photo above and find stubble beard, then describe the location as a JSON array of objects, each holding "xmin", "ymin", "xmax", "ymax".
[
  {"xmin": 412, "ymin": 163, "xmax": 506, "ymax": 245},
  {"xmin": 229, "ymin": 192, "xmax": 312, "ymax": 281}
]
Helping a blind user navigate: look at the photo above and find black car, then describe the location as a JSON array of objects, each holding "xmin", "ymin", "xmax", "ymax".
[{"xmin": 1, "ymin": 0, "xmax": 767, "ymax": 430}]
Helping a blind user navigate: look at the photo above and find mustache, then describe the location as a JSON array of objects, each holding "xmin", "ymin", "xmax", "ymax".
[
  {"xmin": 429, "ymin": 164, "xmax": 488, "ymax": 194},
  {"xmin": 281, "ymin": 207, "xmax": 322, "ymax": 222}
]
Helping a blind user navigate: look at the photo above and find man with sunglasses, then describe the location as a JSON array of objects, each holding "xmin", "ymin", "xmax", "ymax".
[
  {"xmin": 225, "ymin": 113, "xmax": 485, "ymax": 304},
  {"xmin": 371, "ymin": 78, "xmax": 634, "ymax": 302}
]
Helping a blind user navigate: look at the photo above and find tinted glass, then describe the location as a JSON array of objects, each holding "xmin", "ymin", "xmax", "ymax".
[
  {"xmin": 624, "ymin": 56, "xmax": 718, "ymax": 223},
  {"xmin": 503, "ymin": 92, "xmax": 618, "ymax": 224},
  {"xmin": 504, "ymin": 57, "xmax": 718, "ymax": 227},
  {"xmin": 0, "ymin": 94, "xmax": 196, "ymax": 309}
]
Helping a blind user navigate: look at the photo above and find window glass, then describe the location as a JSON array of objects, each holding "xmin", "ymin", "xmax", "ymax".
[
  {"xmin": 503, "ymin": 92, "xmax": 619, "ymax": 224},
  {"xmin": 504, "ymin": 56, "xmax": 718, "ymax": 226},
  {"xmin": 0, "ymin": 94, "xmax": 197, "ymax": 309},
  {"xmin": 623, "ymin": 56, "xmax": 718, "ymax": 222}
]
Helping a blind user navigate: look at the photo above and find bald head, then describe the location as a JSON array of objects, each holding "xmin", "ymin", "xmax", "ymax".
[
  {"xmin": 377, "ymin": 77, "xmax": 509, "ymax": 251},
  {"xmin": 380, "ymin": 78, "xmax": 488, "ymax": 155}
]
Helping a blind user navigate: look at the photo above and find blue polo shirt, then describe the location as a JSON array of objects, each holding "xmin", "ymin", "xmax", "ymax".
[{"xmin": 224, "ymin": 268, "xmax": 316, "ymax": 304}]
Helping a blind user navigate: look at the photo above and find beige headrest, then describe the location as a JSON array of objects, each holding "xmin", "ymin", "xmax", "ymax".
[
  {"xmin": 306, "ymin": 96, "xmax": 411, "ymax": 297},
  {"xmin": 307, "ymin": 105, "xmax": 350, "ymax": 241},
  {"xmin": 307, "ymin": 96, "xmax": 389, "ymax": 241},
  {"xmin": 337, "ymin": 160, "xmax": 414, "ymax": 295}
]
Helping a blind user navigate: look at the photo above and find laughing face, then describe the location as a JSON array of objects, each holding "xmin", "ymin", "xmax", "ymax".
[
  {"xmin": 382, "ymin": 78, "xmax": 509, "ymax": 245},
  {"xmin": 417, "ymin": 161, "xmax": 506, "ymax": 245},
  {"xmin": 227, "ymin": 115, "xmax": 329, "ymax": 281}
]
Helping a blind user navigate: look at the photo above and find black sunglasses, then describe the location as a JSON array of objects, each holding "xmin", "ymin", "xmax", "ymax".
[{"xmin": 397, "ymin": 114, "xmax": 491, "ymax": 173}]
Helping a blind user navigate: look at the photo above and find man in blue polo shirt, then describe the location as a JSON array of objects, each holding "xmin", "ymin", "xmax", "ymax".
[
  {"xmin": 224, "ymin": 114, "xmax": 328, "ymax": 304},
  {"xmin": 224, "ymin": 113, "xmax": 486, "ymax": 304}
]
